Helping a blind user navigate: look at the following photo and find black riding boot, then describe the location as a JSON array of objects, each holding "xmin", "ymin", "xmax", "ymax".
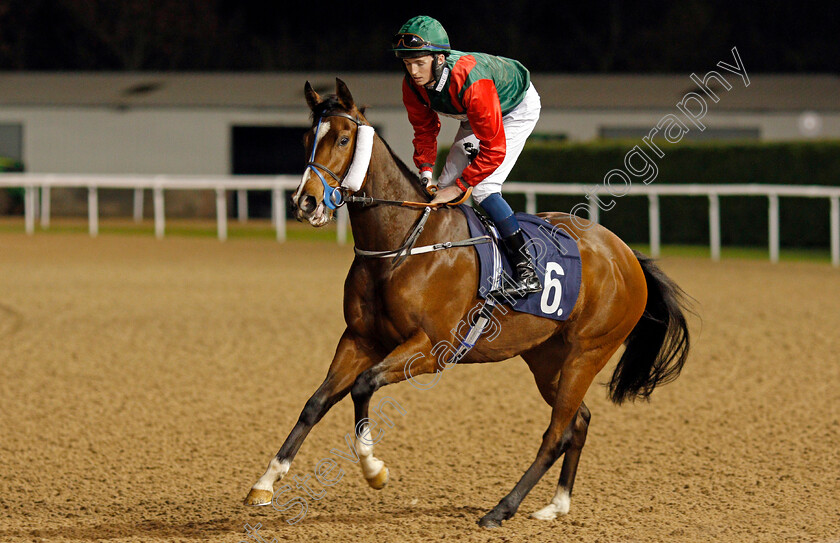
[{"xmin": 500, "ymin": 229, "xmax": 542, "ymax": 297}]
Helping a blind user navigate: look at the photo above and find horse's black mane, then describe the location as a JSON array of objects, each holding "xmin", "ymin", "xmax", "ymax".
[
  {"xmin": 378, "ymin": 131, "xmax": 429, "ymax": 200},
  {"xmin": 380, "ymin": 135, "xmax": 422, "ymax": 183}
]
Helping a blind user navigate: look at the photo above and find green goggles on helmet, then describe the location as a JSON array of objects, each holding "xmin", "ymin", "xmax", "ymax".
[{"xmin": 391, "ymin": 32, "xmax": 449, "ymax": 51}]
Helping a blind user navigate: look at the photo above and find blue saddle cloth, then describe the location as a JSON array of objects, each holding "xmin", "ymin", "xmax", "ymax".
[{"xmin": 459, "ymin": 206, "xmax": 582, "ymax": 321}]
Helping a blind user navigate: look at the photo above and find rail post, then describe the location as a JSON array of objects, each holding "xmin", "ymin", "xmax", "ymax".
[
  {"xmin": 88, "ymin": 186, "xmax": 99, "ymax": 237},
  {"xmin": 709, "ymin": 193, "xmax": 721, "ymax": 262},
  {"xmin": 153, "ymin": 180, "xmax": 165, "ymax": 239},
  {"xmin": 216, "ymin": 187, "xmax": 228, "ymax": 241},
  {"xmin": 588, "ymin": 191, "xmax": 599, "ymax": 224},
  {"xmin": 526, "ymin": 192, "xmax": 537, "ymax": 215},
  {"xmin": 648, "ymin": 193, "xmax": 660, "ymax": 258},
  {"xmin": 40, "ymin": 183, "xmax": 51, "ymax": 229},
  {"xmin": 769, "ymin": 193, "xmax": 780, "ymax": 263},
  {"xmin": 24, "ymin": 185, "xmax": 35, "ymax": 235},
  {"xmin": 133, "ymin": 187, "xmax": 144, "ymax": 222}
]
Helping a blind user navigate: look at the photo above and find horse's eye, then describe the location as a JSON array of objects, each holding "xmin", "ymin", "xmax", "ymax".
[{"xmin": 339, "ymin": 136, "xmax": 350, "ymax": 146}]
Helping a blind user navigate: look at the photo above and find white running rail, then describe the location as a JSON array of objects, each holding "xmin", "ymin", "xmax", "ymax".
[{"xmin": 1, "ymin": 174, "xmax": 838, "ymax": 267}]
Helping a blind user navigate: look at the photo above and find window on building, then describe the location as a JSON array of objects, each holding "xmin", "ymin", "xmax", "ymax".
[
  {"xmin": 0, "ymin": 123, "xmax": 23, "ymax": 165},
  {"xmin": 599, "ymin": 126, "xmax": 760, "ymax": 141}
]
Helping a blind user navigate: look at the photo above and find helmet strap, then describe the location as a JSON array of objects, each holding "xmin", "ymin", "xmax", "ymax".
[
  {"xmin": 433, "ymin": 55, "xmax": 445, "ymax": 85},
  {"xmin": 425, "ymin": 54, "xmax": 446, "ymax": 90},
  {"xmin": 399, "ymin": 53, "xmax": 447, "ymax": 90}
]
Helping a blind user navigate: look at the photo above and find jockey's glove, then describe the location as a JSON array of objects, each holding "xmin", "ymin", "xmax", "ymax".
[{"xmin": 420, "ymin": 170, "xmax": 434, "ymax": 186}]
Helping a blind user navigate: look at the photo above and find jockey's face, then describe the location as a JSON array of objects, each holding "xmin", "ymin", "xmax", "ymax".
[{"xmin": 403, "ymin": 55, "xmax": 436, "ymax": 87}]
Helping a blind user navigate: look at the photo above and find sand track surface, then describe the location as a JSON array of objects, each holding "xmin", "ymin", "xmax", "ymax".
[{"xmin": 1, "ymin": 233, "xmax": 838, "ymax": 542}]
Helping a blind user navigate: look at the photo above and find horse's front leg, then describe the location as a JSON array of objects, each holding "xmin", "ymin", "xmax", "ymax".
[
  {"xmin": 244, "ymin": 329, "xmax": 380, "ymax": 505},
  {"xmin": 349, "ymin": 329, "xmax": 440, "ymax": 491}
]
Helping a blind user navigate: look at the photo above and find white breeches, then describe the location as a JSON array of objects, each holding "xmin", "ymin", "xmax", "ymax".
[{"xmin": 438, "ymin": 83, "xmax": 541, "ymax": 204}]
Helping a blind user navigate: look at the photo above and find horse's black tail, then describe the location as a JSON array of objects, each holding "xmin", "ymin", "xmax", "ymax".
[{"xmin": 608, "ymin": 251, "xmax": 693, "ymax": 404}]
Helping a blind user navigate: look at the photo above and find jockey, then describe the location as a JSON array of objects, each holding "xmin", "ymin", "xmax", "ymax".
[{"xmin": 392, "ymin": 15, "xmax": 543, "ymax": 297}]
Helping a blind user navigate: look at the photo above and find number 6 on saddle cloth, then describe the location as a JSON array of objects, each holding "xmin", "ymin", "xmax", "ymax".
[{"xmin": 463, "ymin": 207, "xmax": 583, "ymax": 321}]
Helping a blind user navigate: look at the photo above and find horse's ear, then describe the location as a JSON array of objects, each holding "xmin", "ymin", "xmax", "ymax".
[
  {"xmin": 304, "ymin": 81, "xmax": 321, "ymax": 111},
  {"xmin": 335, "ymin": 78, "xmax": 355, "ymax": 110}
]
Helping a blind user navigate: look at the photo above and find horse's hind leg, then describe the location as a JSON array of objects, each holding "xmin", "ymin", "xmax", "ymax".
[
  {"xmin": 530, "ymin": 401, "xmax": 590, "ymax": 520},
  {"xmin": 522, "ymin": 339, "xmax": 592, "ymax": 520},
  {"xmin": 477, "ymin": 345, "xmax": 616, "ymax": 528}
]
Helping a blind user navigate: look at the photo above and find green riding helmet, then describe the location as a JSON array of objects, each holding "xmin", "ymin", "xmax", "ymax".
[{"xmin": 391, "ymin": 15, "xmax": 451, "ymax": 59}]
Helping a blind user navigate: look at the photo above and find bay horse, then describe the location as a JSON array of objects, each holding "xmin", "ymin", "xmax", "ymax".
[{"xmin": 244, "ymin": 79, "xmax": 691, "ymax": 528}]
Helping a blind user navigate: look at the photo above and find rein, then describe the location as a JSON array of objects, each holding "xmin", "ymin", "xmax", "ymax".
[
  {"xmin": 308, "ymin": 110, "xmax": 485, "ymax": 266},
  {"xmin": 307, "ymin": 110, "xmax": 470, "ymax": 210},
  {"xmin": 345, "ymin": 186, "xmax": 472, "ymax": 209}
]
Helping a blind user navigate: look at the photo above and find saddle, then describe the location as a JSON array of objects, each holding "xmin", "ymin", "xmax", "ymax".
[{"xmin": 460, "ymin": 206, "xmax": 582, "ymax": 321}]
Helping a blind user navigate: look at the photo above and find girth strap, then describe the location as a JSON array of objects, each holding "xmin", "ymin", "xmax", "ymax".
[
  {"xmin": 354, "ymin": 235, "xmax": 493, "ymax": 262},
  {"xmin": 352, "ymin": 206, "xmax": 493, "ymax": 268}
]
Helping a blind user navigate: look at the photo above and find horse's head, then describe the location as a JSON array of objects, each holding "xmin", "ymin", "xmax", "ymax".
[{"xmin": 292, "ymin": 78, "xmax": 375, "ymax": 226}]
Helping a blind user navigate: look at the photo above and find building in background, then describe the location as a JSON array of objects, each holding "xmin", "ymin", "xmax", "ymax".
[{"xmin": 1, "ymin": 72, "xmax": 838, "ymax": 217}]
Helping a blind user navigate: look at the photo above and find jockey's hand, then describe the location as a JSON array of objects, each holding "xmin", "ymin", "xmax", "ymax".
[
  {"xmin": 420, "ymin": 170, "xmax": 434, "ymax": 186},
  {"xmin": 419, "ymin": 170, "xmax": 439, "ymax": 196},
  {"xmin": 430, "ymin": 184, "xmax": 464, "ymax": 206}
]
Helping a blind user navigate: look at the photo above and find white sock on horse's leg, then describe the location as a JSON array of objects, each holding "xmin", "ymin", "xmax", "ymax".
[
  {"xmin": 530, "ymin": 488, "xmax": 571, "ymax": 520},
  {"xmin": 355, "ymin": 426, "xmax": 388, "ymax": 489},
  {"xmin": 244, "ymin": 458, "xmax": 291, "ymax": 505},
  {"xmin": 254, "ymin": 458, "xmax": 290, "ymax": 490}
]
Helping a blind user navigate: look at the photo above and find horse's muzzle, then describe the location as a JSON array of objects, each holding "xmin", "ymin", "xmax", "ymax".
[{"xmin": 293, "ymin": 191, "xmax": 331, "ymax": 226}]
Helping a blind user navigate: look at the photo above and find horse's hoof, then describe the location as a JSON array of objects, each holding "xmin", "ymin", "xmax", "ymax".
[
  {"xmin": 477, "ymin": 516, "xmax": 503, "ymax": 529},
  {"xmin": 365, "ymin": 466, "xmax": 389, "ymax": 490},
  {"xmin": 243, "ymin": 488, "xmax": 273, "ymax": 506}
]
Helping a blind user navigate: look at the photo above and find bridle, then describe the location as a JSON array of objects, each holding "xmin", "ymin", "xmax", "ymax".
[
  {"xmin": 304, "ymin": 109, "xmax": 485, "ymax": 267},
  {"xmin": 305, "ymin": 111, "xmax": 368, "ymax": 210},
  {"xmin": 304, "ymin": 110, "xmax": 471, "ymax": 210}
]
